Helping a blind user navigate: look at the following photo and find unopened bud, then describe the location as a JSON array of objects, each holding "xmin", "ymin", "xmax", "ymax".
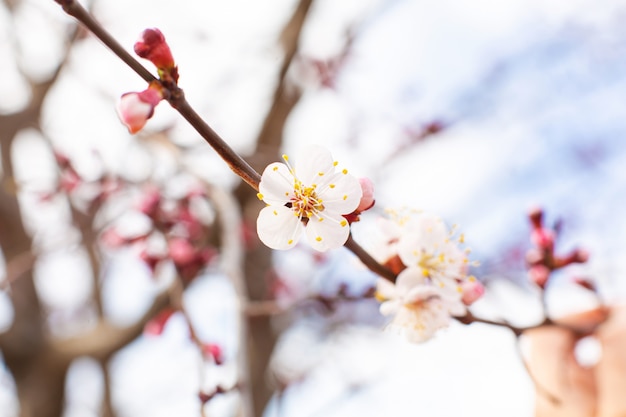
[
  {"xmin": 530, "ymin": 228, "xmax": 554, "ymax": 250},
  {"xmin": 356, "ymin": 177, "xmax": 375, "ymax": 213},
  {"xmin": 144, "ymin": 308, "xmax": 176, "ymax": 336},
  {"xmin": 528, "ymin": 206, "xmax": 543, "ymax": 229},
  {"xmin": 461, "ymin": 279, "xmax": 485, "ymax": 305},
  {"xmin": 116, "ymin": 83, "xmax": 163, "ymax": 134},
  {"xmin": 134, "ymin": 28, "xmax": 176, "ymax": 71},
  {"xmin": 168, "ymin": 238, "xmax": 197, "ymax": 266},
  {"xmin": 528, "ymin": 264, "xmax": 551, "ymax": 289},
  {"xmin": 201, "ymin": 343, "xmax": 224, "ymax": 365}
]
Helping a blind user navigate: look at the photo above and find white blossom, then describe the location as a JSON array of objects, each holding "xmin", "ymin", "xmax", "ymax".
[
  {"xmin": 256, "ymin": 145, "xmax": 362, "ymax": 252},
  {"xmin": 376, "ymin": 267, "xmax": 466, "ymax": 343},
  {"xmin": 393, "ymin": 211, "xmax": 472, "ymax": 290}
]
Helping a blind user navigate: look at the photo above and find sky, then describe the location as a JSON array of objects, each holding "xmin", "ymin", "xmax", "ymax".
[{"xmin": 2, "ymin": 0, "xmax": 626, "ymax": 416}]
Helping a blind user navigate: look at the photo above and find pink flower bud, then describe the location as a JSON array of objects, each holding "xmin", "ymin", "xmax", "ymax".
[
  {"xmin": 528, "ymin": 206, "xmax": 544, "ymax": 229},
  {"xmin": 168, "ymin": 238, "xmax": 197, "ymax": 267},
  {"xmin": 554, "ymin": 248, "xmax": 590, "ymax": 268},
  {"xmin": 529, "ymin": 264, "xmax": 551, "ymax": 289},
  {"xmin": 356, "ymin": 177, "xmax": 375, "ymax": 212},
  {"xmin": 530, "ymin": 228, "xmax": 554, "ymax": 250},
  {"xmin": 144, "ymin": 308, "xmax": 176, "ymax": 336},
  {"xmin": 201, "ymin": 343, "xmax": 224, "ymax": 365},
  {"xmin": 137, "ymin": 187, "xmax": 162, "ymax": 218},
  {"xmin": 116, "ymin": 85, "xmax": 163, "ymax": 134},
  {"xmin": 461, "ymin": 279, "xmax": 485, "ymax": 305},
  {"xmin": 134, "ymin": 28, "xmax": 176, "ymax": 71},
  {"xmin": 101, "ymin": 228, "xmax": 127, "ymax": 248}
]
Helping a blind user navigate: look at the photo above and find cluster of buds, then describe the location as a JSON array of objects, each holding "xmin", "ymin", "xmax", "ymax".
[
  {"xmin": 102, "ymin": 185, "xmax": 216, "ymax": 282},
  {"xmin": 117, "ymin": 28, "xmax": 178, "ymax": 134},
  {"xmin": 526, "ymin": 207, "xmax": 589, "ymax": 289}
]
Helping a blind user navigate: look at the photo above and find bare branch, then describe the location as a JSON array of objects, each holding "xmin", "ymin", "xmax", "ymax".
[{"xmin": 50, "ymin": 286, "xmax": 172, "ymax": 361}]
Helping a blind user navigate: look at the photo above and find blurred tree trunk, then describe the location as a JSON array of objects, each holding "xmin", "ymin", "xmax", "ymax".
[
  {"xmin": 0, "ymin": 140, "xmax": 68, "ymax": 417},
  {"xmin": 238, "ymin": 1, "xmax": 312, "ymax": 415}
]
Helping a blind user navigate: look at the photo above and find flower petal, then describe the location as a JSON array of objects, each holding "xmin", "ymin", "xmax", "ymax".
[
  {"xmin": 294, "ymin": 145, "xmax": 335, "ymax": 187},
  {"xmin": 379, "ymin": 299, "xmax": 401, "ymax": 316},
  {"xmin": 318, "ymin": 171, "xmax": 362, "ymax": 214},
  {"xmin": 395, "ymin": 267, "xmax": 428, "ymax": 293},
  {"xmin": 304, "ymin": 210, "xmax": 350, "ymax": 252},
  {"xmin": 259, "ymin": 163, "xmax": 294, "ymax": 205},
  {"xmin": 376, "ymin": 278, "xmax": 397, "ymax": 300},
  {"xmin": 257, "ymin": 205, "xmax": 302, "ymax": 250}
]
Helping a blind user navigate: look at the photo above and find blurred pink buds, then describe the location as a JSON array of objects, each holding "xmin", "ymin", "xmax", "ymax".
[
  {"xmin": 461, "ymin": 279, "xmax": 485, "ymax": 305},
  {"xmin": 201, "ymin": 343, "xmax": 224, "ymax": 365},
  {"xmin": 117, "ymin": 82, "xmax": 164, "ymax": 134},
  {"xmin": 144, "ymin": 308, "xmax": 176, "ymax": 336},
  {"xmin": 528, "ymin": 264, "xmax": 551, "ymax": 289},
  {"xmin": 134, "ymin": 29, "xmax": 177, "ymax": 76}
]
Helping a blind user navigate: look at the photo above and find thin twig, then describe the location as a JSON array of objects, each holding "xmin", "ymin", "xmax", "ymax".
[{"xmin": 54, "ymin": 0, "xmax": 156, "ymax": 83}]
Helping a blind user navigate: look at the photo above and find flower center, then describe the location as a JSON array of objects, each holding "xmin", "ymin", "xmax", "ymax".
[
  {"xmin": 292, "ymin": 180, "xmax": 324, "ymax": 219},
  {"xmin": 417, "ymin": 252, "xmax": 447, "ymax": 278}
]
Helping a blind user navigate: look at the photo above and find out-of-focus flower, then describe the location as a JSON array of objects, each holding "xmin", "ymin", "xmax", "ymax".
[
  {"xmin": 395, "ymin": 212, "xmax": 472, "ymax": 289},
  {"xmin": 134, "ymin": 28, "xmax": 177, "ymax": 78},
  {"xmin": 116, "ymin": 83, "xmax": 163, "ymax": 134},
  {"xmin": 376, "ymin": 268, "xmax": 466, "ymax": 343},
  {"xmin": 256, "ymin": 145, "xmax": 362, "ymax": 252}
]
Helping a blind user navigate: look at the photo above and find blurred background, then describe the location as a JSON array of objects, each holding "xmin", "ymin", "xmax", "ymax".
[{"xmin": 1, "ymin": 0, "xmax": 626, "ymax": 416}]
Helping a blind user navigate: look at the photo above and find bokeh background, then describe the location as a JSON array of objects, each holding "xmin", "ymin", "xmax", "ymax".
[{"xmin": 2, "ymin": 0, "xmax": 625, "ymax": 416}]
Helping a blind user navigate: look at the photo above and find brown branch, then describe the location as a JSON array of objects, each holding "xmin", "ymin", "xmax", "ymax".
[
  {"xmin": 53, "ymin": 0, "xmax": 156, "ymax": 83},
  {"xmin": 167, "ymin": 96, "xmax": 261, "ymax": 190},
  {"xmin": 50, "ymin": 285, "xmax": 172, "ymax": 361},
  {"xmin": 1, "ymin": 251, "xmax": 36, "ymax": 291},
  {"xmin": 345, "ymin": 233, "xmax": 397, "ymax": 282},
  {"xmin": 52, "ymin": 0, "xmax": 261, "ymax": 191}
]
